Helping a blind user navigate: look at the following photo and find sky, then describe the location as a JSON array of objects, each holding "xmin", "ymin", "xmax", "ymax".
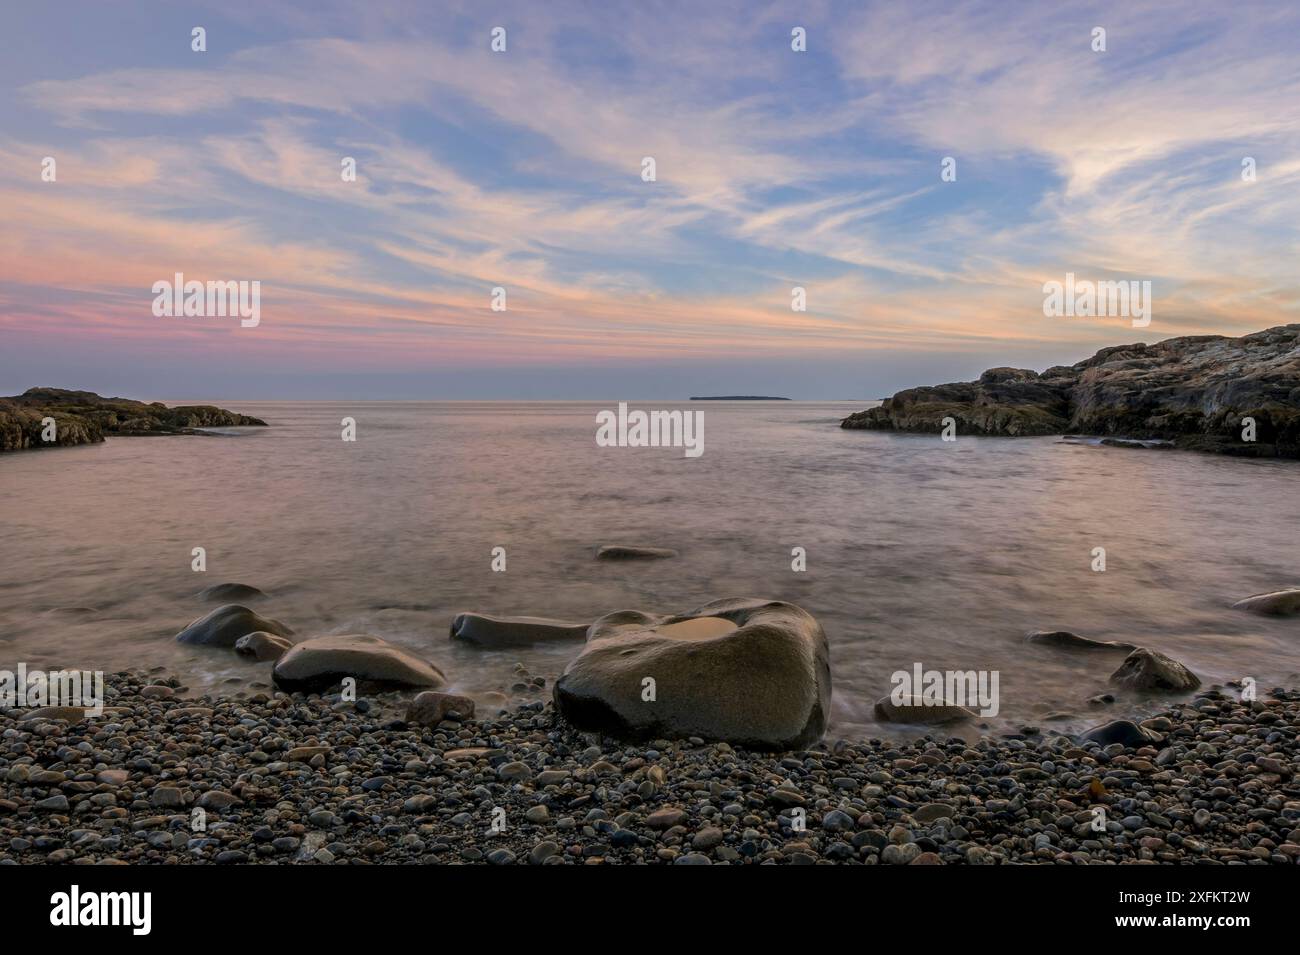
[{"xmin": 1, "ymin": 0, "xmax": 1298, "ymax": 399}]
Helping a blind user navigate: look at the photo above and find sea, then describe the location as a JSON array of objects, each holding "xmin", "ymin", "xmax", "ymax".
[{"xmin": 3, "ymin": 400, "xmax": 1297, "ymax": 738}]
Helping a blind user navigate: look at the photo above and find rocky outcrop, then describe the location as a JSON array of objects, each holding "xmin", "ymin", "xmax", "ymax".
[
  {"xmin": 553, "ymin": 598, "xmax": 830, "ymax": 750},
  {"xmin": 271, "ymin": 634, "xmax": 445, "ymax": 693},
  {"xmin": 175, "ymin": 604, "xmax": 293, "ymax": 648},
  {"xmin": 1109, "ymin": 648, "xmax": 1201, "ymax": 692},
  {"xmin": 1233, "ymin": 587, "xmax": 1300, "ymax": 617},
  {"xmin": 842, "ymin": 325, "xmax": 1300, "ymax": 458},
  {"xmin": 0, "ymin": 387, "xmax": 266, "ymax": 452},
  {"xmin": 449, "ymin": 613, "xmax": 589, "ymax": 647}
]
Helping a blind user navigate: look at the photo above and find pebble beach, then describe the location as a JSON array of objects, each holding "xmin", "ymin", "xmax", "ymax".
[{"xmin": 3, "ymin": 671, "xmax": 1297, "ymax": 865}]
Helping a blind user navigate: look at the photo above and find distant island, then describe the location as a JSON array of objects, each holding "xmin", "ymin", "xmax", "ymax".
[
  {"xmin": 0, "ymin": 387, "xmax": 266, "ymax": 452},
  {"xmin": 689, "ymin": 395, "xmax": 791, "ymax": 401}
]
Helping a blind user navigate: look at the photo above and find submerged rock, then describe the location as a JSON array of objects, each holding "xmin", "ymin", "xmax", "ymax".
[
  {"xmin": 873, "ymin": 695, "xmax": 976, "ymax": 724},
  {"xmin": 234, "ymin": 631, "xmax": 293, "ymax": 662},
  {"xmin": 1109, "ymin": 648, "xmax": 1200, "ymax": 692},
  {"xmin": 449, "ymin": 613, "xmax": 589, "ymax": 648},
  {"xmin": 1232, "ymin": 587, "xmax": 1300, "ymax": 617},
  {"xmin": 842, "ymin": 324, "xmax": 1300, "ymax": 458},
  {"xmin": 553, "ymin": 598, "xmax": 830, "ymax": 750},
  {"xmin": 197, "ymin": 582, "xmax": 267, "ymax": 603},
  {"xmin": 595, "ymin": 545, "xmax": 678, "ymax": 560},
  {"xmin": 272, "ymin": 634, "xmax": 444, "ymax": 693},
  {"xmin": 175, "ymin": 604, "xmax": 293, "ymax": 648},
  {"xmin": 1024, "ymin": 630, "xmax": 1137, "ymax": 652}
]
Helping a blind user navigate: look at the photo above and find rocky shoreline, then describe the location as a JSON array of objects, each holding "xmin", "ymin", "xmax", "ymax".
[
  {"xmin": 2, "ymin": 671, "xmax": 1297, "ymax": 865},
  {"xmin": 0, "ymin": 387, "xmax": 265, "ymax": 452},
  {"xmin": 841, "ymin": 324, "xmax": 1300, "ymax": 458}
]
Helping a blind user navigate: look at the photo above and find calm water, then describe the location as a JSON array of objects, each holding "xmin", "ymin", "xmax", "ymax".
[{"xmin": 2, "ymin": 400, "xmax": 1297, "ymax": 738}]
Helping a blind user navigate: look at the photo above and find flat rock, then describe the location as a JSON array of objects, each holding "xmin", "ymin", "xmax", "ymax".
[
  {"xmin": 234, "ymin": 630, "xmax": 294, "ymax": 662},
  {"xmin": 271, "ymin": 633, "xmax": 444, "ymax": 693},
  {"xmin": 449, "ymin": 612, "xmax": 589, "ymax": 648},
  {"xmin": 1024, "ymin": 630, "xmax": 1137, "ymax": 651},
  {"xmin": 1232, "ymin": 587, "xmax": 1300, "ymax": 617},
  {"xmin": 912, "ymin": 803, "xmax": 956, "ymax": 823},
  {"xmin": 175, "ymin": 604, "xmax": 293, "ymax": 648},
  {"xmin": 595, "ymin": 545, "xmax": 678, "ymax": 560},
  {"xmin": 18, "ymin": 706, "xmax": 88, "ymax": 723},
  {"xmin": 553, "ymin": 597, "xmax": 830, "ymax": 750},
  {"xmin": 1109, "ymin": 648, "xmax": 1200, "ymax": 693},
  {"xmin": 197, "ymin": 582, "xmax": 267, "ymax": 603},
  {"xmin": 406, "ymin": 691, "xmax": 476, "ymax": 726},
  {"xmin": 1082, "ymin": 719, "xmax": 1157, "ymax": 748},
  {"xmin": 874, "ymin": 695, "xmax": 976, "ymax": 724}
]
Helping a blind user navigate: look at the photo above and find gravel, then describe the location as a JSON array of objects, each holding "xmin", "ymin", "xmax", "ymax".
[{"xmin": 1, "ymin": 671, "xmax": 1297, "ymax": 865}]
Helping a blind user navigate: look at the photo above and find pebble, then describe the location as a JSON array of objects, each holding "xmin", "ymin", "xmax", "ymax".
[{"xmin": 0, "ymin": 669, "xmax": 1295, "ymax": 866}]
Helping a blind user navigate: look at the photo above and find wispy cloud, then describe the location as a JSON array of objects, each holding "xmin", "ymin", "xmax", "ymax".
[{"xmin": 3, "ymin": 0, "xmax": 1297, "ymax": 396}]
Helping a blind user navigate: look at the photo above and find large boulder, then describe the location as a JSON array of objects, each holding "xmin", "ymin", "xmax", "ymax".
[
  {"xmin": 553, "ymin": 598, "xmax": 830, "ymax": 750},
  {"xmin": 450, "ymin": 613, "xmax": 588, "ymax": 648},
  {"xmin": 1232, "ymin": 587, "xmax": 1300, "ymax": 617},
  {"xmin": 175, "ymin": 604, "xmax": 292, "ymax": 647},
  {"xmin": 1109, "ymin": 648, "xmax": 1200, "ymax": 692},
  {"xmin": 272, "ymin": 633, "xmax": 444, "ymax": 693}
]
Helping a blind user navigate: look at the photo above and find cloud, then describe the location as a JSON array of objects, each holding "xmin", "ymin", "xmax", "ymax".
[{"xmin": 5, "ymin": 0, "xmax": 1298, "ymax": 395}]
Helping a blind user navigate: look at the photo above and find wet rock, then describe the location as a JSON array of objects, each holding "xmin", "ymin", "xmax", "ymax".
[
  {"xmin": 271, "ymin": 633, "xmax": 444, "ymax": 693},
  {"xmin": 406, "ymin": 691, "xmax": 476, "ymax": 726},
  {"xmin": 197, "ymin": 582, "xmax": 267, "ymax": 603},
  {"xmin": 1081, "ymin": 719, "xmax": 1157, "ymax": 748},
  {"xmin": 595, "ymin": 545, "xmax": 678, "ymax": 560},
  {"xmin": 553, "ymin": 598, "xmax": 830, "ymax": 749},
  {"xmin": 1025, "ymin": 630, "xmax": 1136, "ymax": 652},
  {"xmin": 234, "ymin": 630, "xmax": 294, "ymax": 662},
  {"xmin": 1109, "ymin": 648, "xmax": 1200, "ymax": 693},
  {"xmin": 874, "ymin": 695, "xmax": 976, "ymax": 724},
  {"xmin": 175, "ymin": 604, "xmax": 293, "ymax": 648},
  {"xmin": 1232, "ymin": 588, "xmax": 1300, "ymax": 617},
  {"xmin": 449, "ymin": 613, "xmax": 588, "ymax": 648}
]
